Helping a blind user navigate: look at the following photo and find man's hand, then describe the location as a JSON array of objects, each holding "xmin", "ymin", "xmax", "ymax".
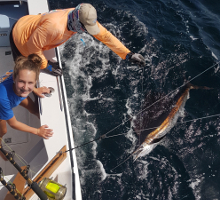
[
  {"xmin": 127, "ymin": 52, "xmax": 146, "ymax": 67},
  {"xmin": 33, "ymin": 86, "xmax": 50, "ymax": 98},
  {"xmin": 44, "ymin": 61, "xmax": 63, "ymax": 76}
]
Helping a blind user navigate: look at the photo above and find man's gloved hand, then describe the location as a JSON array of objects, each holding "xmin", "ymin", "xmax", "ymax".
[
  {"xmin": 44, "ymin": 61, "xmax": 63, "ymax": 76},
  {"xmin": 126, "ymin": 52, "xmax": 146, "ymax": 67}
]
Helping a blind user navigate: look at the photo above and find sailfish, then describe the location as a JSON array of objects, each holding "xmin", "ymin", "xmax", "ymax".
[{"xmin": 131, "ymin": 83, "xmax": 211, "ymax": 161}]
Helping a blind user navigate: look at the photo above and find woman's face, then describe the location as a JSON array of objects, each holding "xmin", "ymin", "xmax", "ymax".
[{"xmin": 13, "ymin": 69, "xmax": 36, "ymax": 97}]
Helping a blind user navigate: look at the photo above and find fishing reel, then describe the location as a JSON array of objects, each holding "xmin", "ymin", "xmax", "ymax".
[{"xmin": 39, "ymin": 178, "xmax": 67, "ymax": 200}]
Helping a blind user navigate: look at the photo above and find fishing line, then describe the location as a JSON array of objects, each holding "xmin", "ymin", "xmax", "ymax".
[
  {"xmin": 0, "ymin": 166, "xmax": 25, "ymax": 198},
  {"xmin": 7, "ymin": 12, "xmax": 220, "ymax": 139},
  {"xmin": 134, "ymin": 113, "xmax": 220, "ymax": 133},
  {"xmin": 109, "ymin": 113, "xmax": 220, "ymax": 171},
  {"xmin": 4, "ymin": 13, "xmax": 220, "ymax": 170},
  {"xmin": 7, "ymin": 16, "xmax": 18, "ymax": 21},
  {"xmin": 50, "ymin": 61, "xmax": 220, "ymax": 154},
  {"xmin": 1, "ymin": 137, "xmax": 61, "ymax": 178},
  {"xmin": 110, "ymin": 153, "xmax": 134, "ymax": 172},
  {"xmin": 104, "ymin": 133, "xmax": 125, "ymax": 139},
  {"xmin": 0, "ymin": 138, "xmax": 30, "ymax": 168},
  {"xmin": 0, "ymin": 137, "xmax": 72, "ymax": 188},
  {"xmin": 56, "ymin": 62, "xmax": 220, "ymax": 155},
  {"xmin": 0, "ymin": 140, "xmax": 38, "ymax": 180},
  {"xmin": 93, "ymin": 61, "xmax": 220, "ymax": 141},
  {"xmin": 133, "ymin": 60, "xmax": 220, "ymax": 120},
  {"xmin": 139, "ymin": 67, "xmax": 144, "ymax": 146}
]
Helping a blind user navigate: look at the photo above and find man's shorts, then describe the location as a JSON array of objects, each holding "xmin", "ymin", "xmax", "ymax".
[{"xmin": 9, "ymin": 22, "xmax": 22, "ymax": 61}]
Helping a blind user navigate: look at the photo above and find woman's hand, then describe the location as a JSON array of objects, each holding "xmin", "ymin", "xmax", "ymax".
[
  {"xmin": 37, "ymin": 125, "xmax": 53, "ymax": 139},
  {"xmin": 7, "ymin": 116, "xmax": 53, "ymax": 139},
  {"xmin": 33, "ymin": 86, "xmax": 50, "ymax": 98}
]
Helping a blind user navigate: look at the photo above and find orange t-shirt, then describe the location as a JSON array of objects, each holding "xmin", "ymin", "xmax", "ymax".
[{"xmin": 13, "ymin": 8, "xmax": 130, "ymax": 69}]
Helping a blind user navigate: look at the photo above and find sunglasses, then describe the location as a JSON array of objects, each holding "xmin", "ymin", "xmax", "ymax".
[{"xmin": 74, "ymin": 4, "xmax": 87, "ymax": 33}]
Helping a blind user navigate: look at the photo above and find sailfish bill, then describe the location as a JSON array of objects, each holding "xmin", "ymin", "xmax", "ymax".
[{"xmin": 132, "ymin": 84, "xmax": 211, "ymax": 161}]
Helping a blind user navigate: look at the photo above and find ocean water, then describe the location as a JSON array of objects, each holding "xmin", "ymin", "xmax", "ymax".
[{"xmin": 49, "ymin": 0, "xmax": 220, "ymax": 199}]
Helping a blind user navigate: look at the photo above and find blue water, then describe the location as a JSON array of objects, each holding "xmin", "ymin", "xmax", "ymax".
[{"xmin": 49, "ymin": 0, "xmax": 220, "ymax": 199}]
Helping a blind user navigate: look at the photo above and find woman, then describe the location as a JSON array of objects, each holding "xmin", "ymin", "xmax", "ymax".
[{"xmin": 0, "ymin": 54, "xmax": 53, "ymax": 160}]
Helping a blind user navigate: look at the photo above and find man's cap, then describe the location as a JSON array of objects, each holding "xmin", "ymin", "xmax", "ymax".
[{"xmin": 79, "ymin": 3, "xmax": 100, "ymax": 35}]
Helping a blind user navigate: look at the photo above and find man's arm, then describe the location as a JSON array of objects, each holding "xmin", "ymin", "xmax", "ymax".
[
  {"xmin": 93, "ymin": 22, "xmax": 130, "ymax": 60},
  {"xmin": 93, "ymin": 22, "xmax": 145, "ymax": 66}
]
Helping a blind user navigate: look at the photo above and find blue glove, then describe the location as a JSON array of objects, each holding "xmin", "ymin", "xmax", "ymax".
[
  {"xmin": 44, "ymin": 61, "xmax": 62, "ymax": 76},
  {"xmin": 126, "ymin": 52, "xmax": 146, "ymax": 67}
]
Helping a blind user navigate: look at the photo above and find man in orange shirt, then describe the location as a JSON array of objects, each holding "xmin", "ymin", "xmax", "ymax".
[{"xmin": 10, "ymin": 3, "xmax": 145, "ymax": 76}]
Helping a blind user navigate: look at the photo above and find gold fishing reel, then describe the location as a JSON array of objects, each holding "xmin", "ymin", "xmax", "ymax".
[{"xmin": 39, "ymin": 178, "xmax": 67, "ymax": 200}]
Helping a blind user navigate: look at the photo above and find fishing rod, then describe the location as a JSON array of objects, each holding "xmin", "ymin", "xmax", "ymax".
[
  {"xmin": 0, "ymin": 167, "xmax": 25, "ymax": 200},
  {"xmin": 0, "ymin": 145, "xmax": 48, "ymax": 200}
]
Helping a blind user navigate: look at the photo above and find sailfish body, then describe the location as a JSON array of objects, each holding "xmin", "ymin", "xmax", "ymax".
[{"xmin": 132, "ymin": 84, "xmax": 209, "ymax": 161}]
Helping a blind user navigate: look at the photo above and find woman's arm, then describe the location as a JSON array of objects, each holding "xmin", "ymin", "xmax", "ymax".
[{"xmin": 7, "ymin": 116, "xmax": 53, "ymax": 139}]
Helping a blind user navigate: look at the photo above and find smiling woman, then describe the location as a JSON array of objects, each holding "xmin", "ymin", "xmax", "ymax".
[
  {"xmin": 0, "ymin": 54, "xmax": 53, "ymax": 160},
  {"xmin": 13, "ymin": 54, "xmax": 41, "ymax": 97},
  {"xmin": 13, "ymin": 69, "xmax": 36, "ymax": 97}
]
